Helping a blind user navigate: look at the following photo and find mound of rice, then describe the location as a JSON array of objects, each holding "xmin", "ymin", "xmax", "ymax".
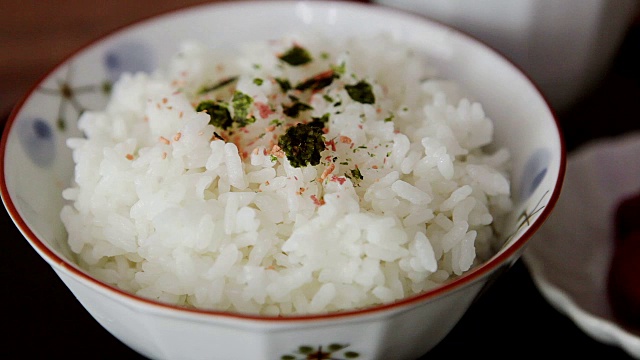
[{"xmin": 60, "ymin": 33, "xmax": 512, "ymax": 315}]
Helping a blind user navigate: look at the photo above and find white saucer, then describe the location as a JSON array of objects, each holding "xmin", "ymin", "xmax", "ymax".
[{"xmin": 523, "ymin": 131, "xmax": 640, "ymax": 358}]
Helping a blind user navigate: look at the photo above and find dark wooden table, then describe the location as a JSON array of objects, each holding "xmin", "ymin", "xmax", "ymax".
[{"xmin": 1, "ymin": 1, "xmax": 639, "ymax": 358}]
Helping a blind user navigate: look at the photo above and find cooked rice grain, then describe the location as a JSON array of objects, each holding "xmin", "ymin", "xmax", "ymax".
[{"xmin": 60, "ymin": 33, "xmax": 512, "ymax": 315}]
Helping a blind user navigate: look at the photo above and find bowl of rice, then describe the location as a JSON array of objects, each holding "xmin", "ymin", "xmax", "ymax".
[{"xmin": 0, "ymin": 1, "xmax": 565, "ymax": 359}]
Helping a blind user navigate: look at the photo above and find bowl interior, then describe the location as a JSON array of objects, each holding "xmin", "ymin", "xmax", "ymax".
[{"xmin": 1, "ymin": 0, "xmax": 564, "ymax": 314}]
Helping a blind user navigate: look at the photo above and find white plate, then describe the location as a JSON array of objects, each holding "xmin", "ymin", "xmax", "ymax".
[{"xmin": 523, "ymin": 131, "xmax": 640, "ymax": 358}]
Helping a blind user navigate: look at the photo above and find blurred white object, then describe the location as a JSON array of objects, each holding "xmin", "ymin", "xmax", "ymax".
[
  {"xmin": 373, "ymin": 0, "xmax": 640, "ymax": 112},
  {"xmin": 523, "ymin": 131, "xmax": 640, "ymax": 358}
]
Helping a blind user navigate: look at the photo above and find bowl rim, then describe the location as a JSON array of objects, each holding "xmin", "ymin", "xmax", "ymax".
[{"xmin": 0, "ymin": 0, "xmax": 566, "ymax": 322}]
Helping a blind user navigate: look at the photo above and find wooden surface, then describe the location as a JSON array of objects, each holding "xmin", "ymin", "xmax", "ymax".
[
  {"xmin": 1, "ymin": 1, "xmax": 639, "ymax": 359},
  {"xmin": 0, "ymin": 0, "xmax": 228, "ymax": 117}
]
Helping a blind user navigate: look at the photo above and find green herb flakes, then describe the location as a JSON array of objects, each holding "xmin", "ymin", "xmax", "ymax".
[
  {"xmin": 270, "ymin": 119, "xmax": 284, "ymax": 126},
  {"xmin": 331, "ymin": 61, "xmax": 346, "ymax": 76},
  {"xmin": 345, "ymin": 166, "xmax": 364, "ymax": 185},
  {"xmin": 279, "ymin": 45, "xmax": 313, "ymax": 66},
  {"xmin": 295, "ymin": 70, "xmax": 335, "ymax": 91},
  {"xmin": 198, "ymin": 76, "xmax": 238, "ymax": 95},
  {"xmin": 283, "ymin": 101, "xmax": 313, "ymax": 118},
  {"xmin": 196, "ymin": 100, "xmax": 233, "ymax": 130},
  {"xmin": 345, "ymin": 80, "xmax": 375, "ymax": 104},
  {"xmin": 351, "ymin": 167, "xmax": 363, "ymax": 180},
  {"xmin": 311, "ymin": 113, "xmax": 330, "ymax": 125},
  {"xmin": 275, "ymin": 78, "xmax": 292, "ymax": 92},
  {"xmin": 232, "ymin": 91, "xmax": 255, "ymax": 127},
  {"xmin": 278, "ymin": 122, "xmax": 326, "ymax": 168}
]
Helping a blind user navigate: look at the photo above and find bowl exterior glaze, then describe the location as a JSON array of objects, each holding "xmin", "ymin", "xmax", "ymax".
[
  {"xmin": 54, "ymin": 263, "xmax": 498, "ymax": 360},
  {"xmin": 1, "ymin": 1, "xmax": 564, "ymax": 359}
]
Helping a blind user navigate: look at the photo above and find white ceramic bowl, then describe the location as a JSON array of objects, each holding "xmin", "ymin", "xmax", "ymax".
[
  {"xmin": 372, "ymin": 0, "xmax": 640, "ymax": 112},
  {"xmin": 0, "ymin": 1, "xmax": 565, "ymax": 359},
  {"xmin": 523, "ymin": 132, "xmax": 640, "ymax": 358}
]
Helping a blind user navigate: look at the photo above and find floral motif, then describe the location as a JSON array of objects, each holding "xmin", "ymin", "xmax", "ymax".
[
  {"xmin": 281, "ymin": 343, "xmax": 360, "ymax": 360},
  {"xmin": 17, "ymin": 117, "xmax": 55, "ymax": 167},
  {"xmin": 37, "ymin": 66, "xmax": 111, "ymax": 132},
  {"xmin": 518, "ymin": 147, "xmax": 551, "ymax": 201},
  {"xmin": 103, "ymin": 41, "xmax": 156, "ymax": 82},
  {"xmin": 496, "ymin": 189, "xmax": 550, "ymax": 252},
  {"xmin": 23, "ymin": 40, "xmax": 157, "ymax": 167}
]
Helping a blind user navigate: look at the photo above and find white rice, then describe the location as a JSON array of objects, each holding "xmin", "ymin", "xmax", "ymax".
[{"xmin": 60, "ymin": 33, "xmax": 512, "ymax": 315}]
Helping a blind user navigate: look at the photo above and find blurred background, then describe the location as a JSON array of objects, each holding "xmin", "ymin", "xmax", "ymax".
[{"xmin": 1, "ymin": 0, "xmax": 639, "ymax": 358}]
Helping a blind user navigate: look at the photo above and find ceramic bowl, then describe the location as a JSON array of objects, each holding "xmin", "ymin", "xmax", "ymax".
[
  {"xmin": 0, "ymin": 1, "xmax": 565, "ymax": 359},
  {"xmin": 372, "ymin": 0, "xmax": 640, "ymax": 112},
  {"xmin": 523, "ymin": 132, "xmax": 640, "ymax": 358}
]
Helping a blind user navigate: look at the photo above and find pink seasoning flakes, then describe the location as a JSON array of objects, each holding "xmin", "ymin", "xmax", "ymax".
[
  {"xmin": 330, "ymin": 175, "xmax": 346, "ymax": 185},
  {"xmin": 255, "ymin": 101, "xmax": 274, "ymax": 119},
  {"xmin": 310, "ymin": 194, "xmax": 325, "ymax": 206},
  {"xmin": 325, "ymin": 139, "xmax": 336, "ymax": 151},
  {"xmin": 319, "ymin": 163, "xmax": 335, "ymax": 181},
  {"xmin": 270, "ymin": 144, "xmax": 285, "ymax": 158}
]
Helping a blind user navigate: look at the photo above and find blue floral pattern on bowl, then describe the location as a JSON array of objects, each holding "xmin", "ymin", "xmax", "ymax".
[
  {"xmin": 20, "ymin": 41, "xmax": 157, "ymax": 168},
  {"xmin": 104, "ymin": 41, "xmax": 156, "ymax": 82},
  {"xmin": 519, "ymin": 147, "xmax": 551, "ymax": 202},
  {"xmin": 17, "ymin": 117, "xmax": 55, "ymax": 167}
]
